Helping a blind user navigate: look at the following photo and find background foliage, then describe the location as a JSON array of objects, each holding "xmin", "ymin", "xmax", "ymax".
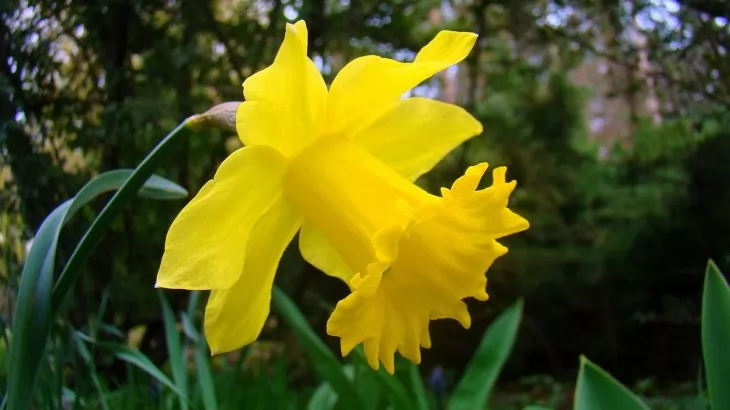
[{"xmin": 1, "ymin": 0, "xmax": 729, "ymax": 408}]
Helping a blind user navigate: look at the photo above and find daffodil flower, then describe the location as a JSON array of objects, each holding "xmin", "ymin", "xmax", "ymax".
[{"xmin": 156, "ymin": 20, "xmax": 529, "ymax": 374}]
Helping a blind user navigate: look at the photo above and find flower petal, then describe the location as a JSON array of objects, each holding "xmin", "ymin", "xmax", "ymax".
[
  {"xmin": 356, "ymin": 97, "xmax": 483, "ymax": 181},
  {"xmin": 204, "ymin": 197, "xmax": 302, "ymax": 354},
  {"xmin": 299, "ymin": 222, "xmax": 355, "ymax": 283},
  {"xmin": 156, "ymin": 145, "xmax": 287, "ymax": 290},
  {"xmin": 326, "ymin": 30, "xmax": 477, "ymax": 137},
  {"xmin": 236, "ymin": 20, "xmax": 327, "ymax": 156}
]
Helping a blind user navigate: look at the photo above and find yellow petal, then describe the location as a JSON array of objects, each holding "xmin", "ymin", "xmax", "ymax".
[
  {"xmin": 414, "ymin": 30, "xmax": 480, "ymax": 65},
  {"xmin": 292, "ymin": 20, "xmax": 308, "ymax": 49},
  {"xmin": 299, "ymin": 222, "xmax": 355, "ymax": 283},
  {"xmin": 326, "ymin": 30, "xmax": 477, "ymax": 137},
  {"xmin": 236, "ymin": 21, "xmax": 327, "ymax": 156},
  {"xmin": 356, "ymin": 97, "xmax": 483, "ymax": 181},
  {"xmin": 204, "ymin": 197, "xmax": 302, "ymax": 354},
  {"xmin": 156, "ymin": 145, "xmax": 287, "ymax": 290}
]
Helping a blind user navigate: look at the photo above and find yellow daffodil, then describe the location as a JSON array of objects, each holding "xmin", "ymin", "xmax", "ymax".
[{"xmin": 156, "ymin": 20, "xmax": 529, "ymax": 374}]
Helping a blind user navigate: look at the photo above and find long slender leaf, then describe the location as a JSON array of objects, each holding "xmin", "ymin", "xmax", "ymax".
[
  {"xmin": 447, "ymin": 299, "xmax": 524, "ymax": 410},
  {"xmin": 7, "ymin": 168, "xmax": 188, "ymax": 410},
  {"xmin": 186, "ymin": 291, "xmax": 202, "ymax": 319},
  {"xmin": 351, "ymin": 347, "xmax": 414, "ymax": 410},
  {"xmin": 74, "ymin": 333, "xmax": 110, "ymax": 410},
  {"xmin": 308, "ymin": 382, "xmax": 339, "ymax": 410},
  {"xmin": 52, "ymin": 120, "xmax": 192, "ymax": 310},
  {"xmin": 351, "ymin": 358, "xmax": 383, "ymax": 410},
  {"xmin": 139, "ymin": 174, "xmax": 189, "ymax": 200},
  {"xmin": 407, "ymin": 362, "xmax": 429, "ymax": 410},
  {"xmin": 702, "ymin": 260, "xmax": 730, "ymax": 410},
  {"xmin": 181, "ymin": 291, "xmax": 202, "ymax": 343},
  {"xmin": 114, "ymin": 346, "xmax": 184, "ymax": 398},
  {"xmin": 573, "ymin": 356, "xmax": 648, "ymax": 410},
  {"xmin": 158, "ymin": 291, "xmax": 189, "ymax": 410},
  {"xmin": 77, "ymin": 332, "xmax": 188, "ymax": 402},
  {"xmin": 8, "ymin": 203, "xmax": 66, "ymax": 410},
  {"xmin": 179, "ymin": 291, "xmax": 217, "ymax": 409},
  {"xmin": 272, "ymin": 287, "xmax": 364, "ymax": 410},
  {"xmin": 193, "ymin": 335, "xmax": 218, "ymax": 410},
  {"xmin": 308, "ymin": 366, "xmax": 356, "ymax": 410}
]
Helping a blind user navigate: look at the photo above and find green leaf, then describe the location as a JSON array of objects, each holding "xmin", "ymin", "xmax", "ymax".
[
  {"xmin": 52, "ymin": 120, "xmax": 192, "ymax": 311},
  {"xmin": 407, "ymin": 362, "xmax": 429, "ymax": 410},
  {"xmin": 307, "ymin": 366, "xmax": 355, "ymax": 410},
  {"xmin": 702, "ymin": 260, "xmax": 730, "ymax": 410},
  {"xmin": 139, "ymin": 174, "xmax": 189, "ymax": 200},
  {"xmin": 272, "ymin": 287, "xmax": 364, "ymax": 410},
  {"xmin": 351, "ymin": 359, "xmax": 383, "ymax": 410},
  {"xmin": 74, "ymin": 334, "xmax": 110, "ymax": 410},
  {"xmin": 7, "ymin": 203, "xmax": 67, "ymax": 410},
  {"xmin": 7, "ymin": 167, "xmax": 187, "ymax": 410},
  {"xmin": 158, "ymin": 291, "xmax": 189, "ymax": 410},
  {"xmin": 174, "ymin": 291, "xmax": 216, "ymax": 409},
  {"xmin": 573, "ymin": 356, "xmax": 649, "ymax": 410},
  {"xmin": 77, "ymin": 332, "xmax": 188, "ymax": 402},
  {"xmin": 350, "ymin": 347, "xmax": 414, "ymax": 410},
  {"xmin": 308, "ymin": 382, "xmax": 339, "ymax": 410},
  {"xmin": 447, "ymin": 299, "xmax": 524, "ymax": 410},
  {"xmin": 193, "ymin": 335, "xmax": 218, "ymax": 410}
]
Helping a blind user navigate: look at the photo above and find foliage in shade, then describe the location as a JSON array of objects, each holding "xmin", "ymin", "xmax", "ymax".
[
  {"xmin": 76, "ymin": 331, "xmax": 187, "ymax": 401},
  {"xmin": 702, "ymin": 260, "xmax": 730, "ymax": 410},
  {"xmin": 573, "ymin": 357, "xmax": 649, "ymax": 410},
  {"xmin": 271, "ymin": 287, "xmax": 364, "ymax": 410},
  {"xmin": 447, "ymin": 299, "xmax": 523, "ymax": 410},
  {"xmin": 158, "ymin": 291, "xmax": 190, "ymax": 410},
  {"xmin": 571, "ymin": 260, "xmax": 730, "ymax": 410},
  {"xmin": 6, "ymin": 168, "xmax": 188, "ymax": 410}
]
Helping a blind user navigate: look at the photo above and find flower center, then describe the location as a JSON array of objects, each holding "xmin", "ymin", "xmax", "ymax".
[{"xmin": 283, "ymin": 137, "xmax": 434, "ymax": 276}]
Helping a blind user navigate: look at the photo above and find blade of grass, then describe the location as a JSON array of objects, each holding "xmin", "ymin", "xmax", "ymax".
[
  {"xmin": 186, "ymin": 291, "xmax": 202, "ymax": 318},
  {"xmin": 272, "ymin": 287, "xmax": 363, "ymax": 410},
  {"xmin": 308, "ymin": 381, "xmax": 339, "ymax": 410},
  {"xmin": 193, "ymin": 333, "xmax": 218, "ymax": 410},
  {"xmin": 351, "ymin": 359, "xmax": 383, "ymax": 410},
  {"xmin": 7, "ymin": 168, "xmax": 188, "ymax": 410},
  {"xmin": 573, "ymin": 356, "xmax": 649, "ymax": 410},
  {"xmin": 407, "ymin": 362, "xmax": 429, "ymax": 410},
  {"xmin": 179, "ymin": 292, "xmax": 218, "ymax": 410},
  {"xmin": 702, "ymin": 260, "xmax": 730, "ymax": 410},
  {"xmin": 308, "ymin": 366, "xmax": 356, "ymax": 410},
  {"xmin": 351, "ymin": 347, "xmax": 413, "ymax": 410},
  {"xmin": 77, "ymin": 332, "xmax": 188, "ymax": 402},
  {"xmin": 74, "ymin": 333, "xmax": 110, "ymax": 410},
  {"xmin": 447, "ymin": 299, "xmax": 523, "ymax": 410},
  {"xmin": 158, "ymin": 291, "xmax": 189, "ymax": 410}
]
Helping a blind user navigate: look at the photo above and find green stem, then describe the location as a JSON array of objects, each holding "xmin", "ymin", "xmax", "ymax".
[{"xmin": 52, "ymin": 119, "xmax": 193, "ymax": 310}]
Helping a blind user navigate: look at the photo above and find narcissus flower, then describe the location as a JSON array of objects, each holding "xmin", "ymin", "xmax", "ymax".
[{"xmin": 156, "ymin": 20, "xmax": 529, "ymax": 374}]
